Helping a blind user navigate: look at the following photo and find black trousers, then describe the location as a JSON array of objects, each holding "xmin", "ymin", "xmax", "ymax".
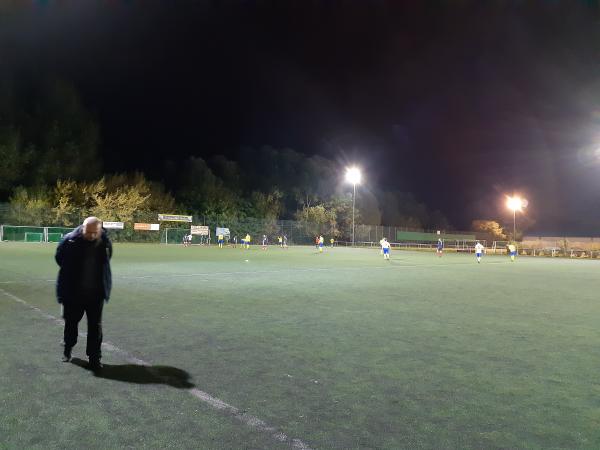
[{"xmin": 63, "ymin": 296, "xmax": 104, "ymax": 360}]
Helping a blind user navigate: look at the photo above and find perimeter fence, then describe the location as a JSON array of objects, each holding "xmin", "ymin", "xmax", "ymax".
[
  {"xmin": 2, "ymin": 204, "xmax": 599, "ymax": 257},
  {"xmin": 334, "ymin": 240, "xmax": 600, "ymax": 258},
  {"xmin": 0, "ymin": 203, "xmax": 483, "ymax": 246}
]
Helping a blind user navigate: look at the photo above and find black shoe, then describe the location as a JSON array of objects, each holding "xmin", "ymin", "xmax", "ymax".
[
  {"xmin": 62, "ymin": 348, "xmax": 72, "ymax": 362},
  {"xmin": 89, "ymin": 359, "xmax": 103, "ymax": 371}
]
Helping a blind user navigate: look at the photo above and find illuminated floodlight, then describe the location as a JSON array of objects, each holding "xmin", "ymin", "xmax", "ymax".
[
  {"xmin": 345, "ymin": 167, "xmax": 362, "ymax": 185},
  {"xmin": 506, "ymin": 195, "xmax": 528, "ymax": 241},
  {"xmin": 506, "ymin": 196, "xmax": 524, "ymax": 212},
  {"xmin": 345, "ymin": 166, "xmax": 362, "ymax": 246}
]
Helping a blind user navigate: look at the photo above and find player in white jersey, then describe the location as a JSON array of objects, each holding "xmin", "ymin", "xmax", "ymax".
[
  {"xmin": 379, "ymin": 238, "xmax": 385, "ymax": 255},
  {"xmin": 381, "ymin": 238, "xmax": 391, "ymax": 260},
  {"xmin": 474, "ymin": 241, "xmax": 485, "ymax": 263}
]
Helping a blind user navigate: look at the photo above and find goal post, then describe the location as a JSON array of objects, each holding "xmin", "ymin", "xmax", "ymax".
[
  {"xmin": 2, "ymin": 226, "xmax": 44, "ymax": 242},
  {"xmin": 0, "ymin": 226, "xmax": 74, "ymax": 242},
  {"xmin": 161, "ymin": 227, "xmax": 189, "ymax": 245},
  {"xmin": 24, "ymin": 232, "xmax": 44, "ymax": 243},
  {"xmin": 455, "ymin": 239, "xmax": 487, "ymax": 252},
  {"xmin": 492, "ymin": 241, "xmax": 510, "ymax": 254}
]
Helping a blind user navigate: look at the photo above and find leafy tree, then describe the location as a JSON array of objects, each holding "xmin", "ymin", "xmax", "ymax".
[
  {"xmin": 0, "ymin": 79, "xmax": 102, "ymax": 197},
  {"xmin": 245, "ymin": 190, "xmax": 279, "ymax": 234},
  {"xmin": 53, "ymin": 180, "xmax": 80, "ymax": 226},
  {"xmin": 355, "ymin": 189, "xmax": 382, "ymax": 225},
  {"xmin": 380, "ymin": 191, "xmax": 421, "ymax": 228},
  {"xmin": 294, "ymin": 154, "xmax": 338, "ymax": 211},
  {"xmin": 237, "ymin": 146, "xmax": 338, "ymax": 217},
  {"xmin": 210, "ymin": 155, "xmax": 243, "ymax": 193},
  {"xmin": 295, "ymin": 204, "xmax": 337, "ymax": 237},
  {"xmin": 85, "ymin": 178, "xmax": 150, "ymax": 223},
  {"xmin": 101, "ymin": 173, "xmax": 176, "ymax": 217},
  {"xmin": 36, "ymin": 81, "xmax": 102, "ymax": 184},
  {"xmin": 7, "ymin": 186, "xmax": 53, "ymax": 226},
  {"xmin": 176, "ymin": 157, "xmax": 239, "ymax": 218},
  {"xmin": 498, "ymin": 214, "xmax": 536, "ymax": 242},
  {"xmin": 0, "ymin": 127, "xmax": 34, "ymax": 196},
  {"xmin": 323, "ymin": 196, "xmax": 358, "ymax": 238},
  {"xmin": 471, "ymin": 220, "xmax": 507, "ymax": 240},
  {"xmin": 12, "ymin": 174, "xmax": 177, "ymax": 227},
  {"xmin": 427, "ymin": 210, "xmax": 451, "ymax": 231},
  {"xmin": 249, "ymin": 189, "xmax": 283, "ymax": 219}
]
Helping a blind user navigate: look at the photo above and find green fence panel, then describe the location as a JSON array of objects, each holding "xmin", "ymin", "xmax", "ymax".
[
  {"xmin": 2, "ymin": 226, "xmax": 44, "ymax": 242},
  {"xmin": 396, "ymin": 230, "xmax": 476, "ymax": 242},
  {"xmin": 24, "ymin": 232, "xmax": 44, "ymax": 242},
  {"xmin": 47, "ymin": 233, "xmax": 64, "ymax": 243}
]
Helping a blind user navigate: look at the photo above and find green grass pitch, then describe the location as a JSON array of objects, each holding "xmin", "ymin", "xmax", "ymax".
[{"xmin": 1, "ymin": 242, "xmax": 600, "ymax": 449}]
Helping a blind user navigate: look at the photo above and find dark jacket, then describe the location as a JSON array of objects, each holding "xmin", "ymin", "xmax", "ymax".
[{"xmin": 55, "ymin": 225, "xmax": 113, "ymax": 303}]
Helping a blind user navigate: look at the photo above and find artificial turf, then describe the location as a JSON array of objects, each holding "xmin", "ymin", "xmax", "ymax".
[{"xmin": 1, "ymin": 242, "xmax": 600, "ymax": 449}]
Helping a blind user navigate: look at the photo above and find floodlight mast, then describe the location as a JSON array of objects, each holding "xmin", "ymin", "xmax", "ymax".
[
  {"xmin": 506, "ymin": 196, "xmax": 524, "ymax": 241},
  {"xmin": 345, "ymin": 167, "xmax": 362, "ymax": 246}
]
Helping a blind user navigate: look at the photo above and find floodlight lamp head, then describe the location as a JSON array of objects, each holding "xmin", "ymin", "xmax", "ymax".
[
  {"xmin": 506, "ymin": 196, "xmax": 524, "ymax": 212},
  {"xmin": 345, "ymin": 167, "xmax": 362, "ymax": 185}
]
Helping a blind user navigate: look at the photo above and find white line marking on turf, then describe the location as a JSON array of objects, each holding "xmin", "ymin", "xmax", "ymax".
[
  {"xmin": 0, "ymin": 288, "xmax": 313, "ymax": 450},
  {"xmin": 6, "ymin": 259, "xmax": 510, "ymax": 285},
  {"xmin": 116, "ymin": 261, "xmax": 508, "ymax": 280},
  {"xmin": 119, "ymin": 268, "xmax": 335, "ymax": 280}
]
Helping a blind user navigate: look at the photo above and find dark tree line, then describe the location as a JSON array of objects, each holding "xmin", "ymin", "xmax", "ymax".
[{"xmin": 0, "ymin": 78, "xmax": 452, "ymax": 231}]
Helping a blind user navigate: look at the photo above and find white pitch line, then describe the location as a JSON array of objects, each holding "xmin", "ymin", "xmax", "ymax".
[
  {"xmin": 116, "ymin": 260, "xmax": 508, "ymax": 280},
  {"xmin": 3, "ymin": 259, "xmax": 509, "ymax": 285},
  {"xmin": 119, "ymin": 267, "xmax": 335, "ymax": 280},
  {"xmin": 0, "ymin": 288, "xmax": 313, "ymax": 450}
]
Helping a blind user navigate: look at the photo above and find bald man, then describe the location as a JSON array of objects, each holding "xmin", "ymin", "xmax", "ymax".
[{"xmin": 55, "ymin": 217, "xmax": 113, "ymax": 370}]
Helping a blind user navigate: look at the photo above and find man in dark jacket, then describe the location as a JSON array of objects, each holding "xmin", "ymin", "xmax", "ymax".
[{"xmin": 56, "ymin": 217, "xmax": 112, "ymax": 370}]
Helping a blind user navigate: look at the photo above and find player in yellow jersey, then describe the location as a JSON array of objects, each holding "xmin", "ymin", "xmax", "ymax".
[
  {"xmin": 217, "ymin": 233, "xmax": 224, "ymax": 248},
  {"xmin": 318, "ymin": 235, "xmax": 324, "ymax": 253},
  {"xmin": 508, "ymin": 243, "xmax": 517, "ymax": 262},
  {"xmin": 245, "ymin": 233, "xmax": 251, "ymax": 249}
]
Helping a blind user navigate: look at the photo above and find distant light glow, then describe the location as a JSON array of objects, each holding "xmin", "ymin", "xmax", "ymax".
[
  {"xmin": 506, "ymin": 196, "xmax": 525, "ymax": 212},
  {"xmin": 345, "ymin": 167, "xmax": 362, "ymax": 185}
]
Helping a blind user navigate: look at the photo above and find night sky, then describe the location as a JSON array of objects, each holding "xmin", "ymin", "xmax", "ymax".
[{"xmin": 3, "ymin": 0, "xmax": 600, "ymax": 233}]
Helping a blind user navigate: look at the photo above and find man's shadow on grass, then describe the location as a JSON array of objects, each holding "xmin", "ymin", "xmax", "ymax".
[{"xmin": 71, "ymin": 358, "xmax": 195, "ymax": 388}]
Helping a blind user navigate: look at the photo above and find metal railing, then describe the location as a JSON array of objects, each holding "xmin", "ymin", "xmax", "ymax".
[{"xmin": 334, "ymin": 240, "xmax": 600, "ymax": 259}]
